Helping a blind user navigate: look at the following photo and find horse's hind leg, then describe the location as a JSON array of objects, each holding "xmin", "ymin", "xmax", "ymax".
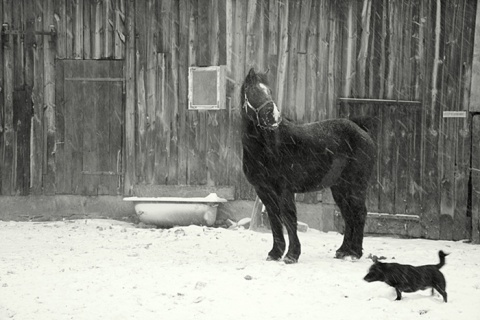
[
  {"xmin": 331, "ymin": 184, "xmax": 367, "ymax": 259},
  {"xmin": 256, "ymin": 187, "xmax": 286, "ymax": 261}
]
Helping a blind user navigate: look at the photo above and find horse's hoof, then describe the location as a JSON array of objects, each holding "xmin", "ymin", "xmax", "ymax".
[
  {"xmin": 335, "ymin": 250, "xmax": 361, "ymax": 260},
  {"xmin": 283, "ymin": 256, "xmax": 298, "ymax": 264},
  {"xmin": 266, "ymin": 255, "xmax": 281, "ymax": 262}
]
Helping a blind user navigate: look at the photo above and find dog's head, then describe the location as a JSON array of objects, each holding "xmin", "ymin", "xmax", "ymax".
[{"xmin": 363, "ymin": 260, "xmax": 386, "ymax": 283}]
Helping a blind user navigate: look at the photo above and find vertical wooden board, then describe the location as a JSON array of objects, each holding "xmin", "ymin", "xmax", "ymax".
[
  {"xmin": 177, "ymin": 0, "xmax": 190, "ymax": 186},
  {"xmin": 231, "ymin": 0, "xmax": 252, "ymax": 198},
  {"xmin": 357, "ymin": 0, "xmax": 371, "ymax": 98},
  {"xmin": 107, "ymin": 63, "xmax": 125, "ymax": 194},
  {"xmin": 12, "ymin": 0, "xmax": 24, "ymax": 89},
  {"xmin": 154, "ymin": 55, "xmax": 168, "ymax": 185},
  {"xmin": 54, "ymin": 61, "xmax": 67, "ymax": 193},
  {"xmin": 24, "ymin": 0, "xmax": 36, "ymax": 194},
  {"xmin": 82, "ymin": 81, "xmax": 100, "ymax": 196},
  {"xmin": 93, "ymin": 0, "xmax": 103, "ymax": 59},
  {"xmin": 206, "ymin": 1, "xmax": 222, "ymax": 186},
  {"xmin": 64, "ymin": 62, "xmax": 84, "ymax": 194},
  {"xmin": 43, "ymin": 0, "xmax": 56, "ymax": 195},
  {"xmin": 197, "ymin": 0, "xmax": 210, "ymax": 66},
  {"xmin": 327, "ymin": 2, "xmax": 339, "ymax": 118},
  {"xmin": 65, "ymin": 0, "xmax": 73, "ymax": 57},
  {"xmin": 268, "ymin": 0, "xmax": 278, "ymax": 55},
  {"xmin": 439, "ymin": 0, "xmax": 462, "ymax": 239},
  {"xmin": 454, "ymin": 0, "xmax": 477, "ymax": 241},
  {"xmin": 54, "ymin": 0, "xmax": 67, "ymax": 59},
  {"xmin": 342, "ymin": 0, "xmax": 357, "ymax": 98},
  {"xmin": 83, "ymin": 0, "xmax": 91, "ymax": 59},
  {"xmin": 144, "ymin": 0, "xmax": 157, "ymax": 184},
  {"xmin": 167, "ymin": 2, "xmax": 180, "ymax": 185},
  {"xmin": 294, "ymin": 0, "xmax": 311, "ymax": 122},
  {"xmin": 95, "ymin": 67, "xmax": 111, "ymax": 195},
  {"xmin": 393, "ymin": 107, "xmax": 410, "ymax": 215},
  {"xmin": 379, "ymin": 106, "xmax": 394, "ymax": 214},
  {"xmin": 73, "ymin": 0, "xmax": 83, "ymax": 59},
  {"xmin": 470, "ymin": 0, "xmax": 480, "ymax": 112},
  {"xmin": 104, "ymin": 0, "xmax": 114, "ymax": 58},
  {"xmin": 124, "ymin": 0, "xmax": 135, "ymax": 195},
  {"xmin": 135, "ymin": 0, "xmax": 147, "ymax": 183},
  {"xmin": 471, "ymin": 115, "xmax": 480, "ymax": 243},
  {"xmin": 114, "ymin": 0, "xmax": 126, "ymax": 59},
  {"xmin": 285, "ymin": 0, "xmax": 299, "ymax": 120},
  {"xmin": 13, "ymin": 90, "xmax": 31, "ymax": 195},
  {"xmin": 421, "ymin": 0, "xmax": 441, "ymax": 239},
  {"xmin": 304, "ymin": 0, "xmax": 318, "ymax": 124},
  {"xmin": 93, "ymin": 63, "xmax": 110, "ymax": 195},
  {"xmin": 31, "ymin": 0, "xmax": 45, "ymax": 194},
  {"xmin": 1, "ymin": 0, "xmax": 14, "ymax": 195},
  {"xmin": 275, "ymin": 0, "xmax": 289, "ymax": 111},
  {"xmin": 315, "ymin": 0, "xmax": 329, "ymax": 121},
  {"xmin": 187, "ymin": 0, "xmax": 200, "ymax": 185}
]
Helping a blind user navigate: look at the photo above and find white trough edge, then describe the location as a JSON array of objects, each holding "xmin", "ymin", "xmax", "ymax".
[{"xmin": 123, "ymin": 192, "xmax": 228, "ymax": 203}]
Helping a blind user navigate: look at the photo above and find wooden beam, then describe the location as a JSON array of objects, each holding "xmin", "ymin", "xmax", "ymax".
[{"xmin": 337, "ymin": 98, "xmax": 422, "ymax": 106}]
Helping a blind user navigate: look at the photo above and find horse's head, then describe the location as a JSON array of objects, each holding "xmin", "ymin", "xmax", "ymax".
[{"xmin": 241, "ymin": 68, "xmax": 281, "ymax": 130}]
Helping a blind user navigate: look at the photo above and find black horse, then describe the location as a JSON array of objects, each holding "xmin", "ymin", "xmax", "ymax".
[{"xmin": 241, "ymin": 68, "xmax": 376, "ymax": 263}]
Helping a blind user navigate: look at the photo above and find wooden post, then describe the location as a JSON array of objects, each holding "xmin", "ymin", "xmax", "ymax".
[
  {"xmin": 469, "ymin": 0, "xmax": 480, "ymax": 243},
  {"xmin": 124, "ymin": 0, "xmax": 136, "ymax": 195}
]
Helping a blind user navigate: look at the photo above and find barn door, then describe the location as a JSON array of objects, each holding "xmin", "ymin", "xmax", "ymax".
[{"xmin": 55, "ymin": 60, "xmax": 124, "ymax": 195}]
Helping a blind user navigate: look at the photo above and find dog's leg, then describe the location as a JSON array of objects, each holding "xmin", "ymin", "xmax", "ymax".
[
  {"xmin": 256, "ymin": 188, "xmax": 285, "ymax": 261},
  {"xmin": 433, "ymin": 285, "xmax": 448, "ymax": 303},
  {"xmin": 395, "ymin": 288, "xmax": 402, "ymax": 301}
]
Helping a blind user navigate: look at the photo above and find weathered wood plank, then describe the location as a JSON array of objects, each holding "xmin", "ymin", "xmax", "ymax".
[
  {"xmin": 471, "ymin": 115, "xmax": 480, "ymax": 243},
  {"xmin": 1, "ymin": 0, "xmax": 14, "ymax": 195},
  {"xmin": 470, "ymin": 0, "xmax": 480, "ymax": 112},
  {"xmin": 54, "ymin": 61, "xmax": 67, "ymax": 193},
  {"xmin": 145, "ymin": 0, "xmax": 157, "ymax": 185},
  {"xmin": 154, "ymin": 53, "xmax": 168, "ymax": 184},
  {"xmin": 275, "ymin": 0, "xmax": 289, "ymax": 111},
  {"xmin": 43, "ymin": 0, "xmax": 56, "ymax": 195},
  {"xmin": 30, "ymin": 0, "xmax": 45, "ymax": 194},
  {"xmin": 167, "ymin": 1, "xmax": 179, "ymax": 185},
  {"xmin": 124, "ymin": 0, "xmax": 135, "ymax": 195},
  {"xmin": 73, "ymin": 0, "xmax": 83, "ymax": 59},
  {"xmin": 177, "ymin": 0, "xmax": 189, "ymax": 186},
  {"xmin": 114, "ymin": 0, "xmax": 126, "ymax": 59}
]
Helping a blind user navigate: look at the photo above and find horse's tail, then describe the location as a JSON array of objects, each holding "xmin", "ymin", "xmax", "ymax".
[{"xmin": 349, "ymin": 117, "xmax": 378, "ymax": 133}]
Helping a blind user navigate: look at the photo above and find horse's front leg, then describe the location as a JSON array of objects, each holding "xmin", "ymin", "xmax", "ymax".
[
  {"xmin": 281, "ymin": 190, "xmax": 300, "ymax": 264},
  {"xmin": 256, "ymin": 188, "xmax": 285, "ymax": 261}
]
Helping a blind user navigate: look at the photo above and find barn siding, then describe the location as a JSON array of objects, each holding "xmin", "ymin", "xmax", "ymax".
[{"xmin": 0, "ymin": 0, "xmax": 478, "ymax": 240}]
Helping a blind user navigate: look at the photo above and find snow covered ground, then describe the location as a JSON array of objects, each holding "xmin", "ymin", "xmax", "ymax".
[{"xmin": 0, "ymin": 219, "xmax": 479, "ymax": 320}]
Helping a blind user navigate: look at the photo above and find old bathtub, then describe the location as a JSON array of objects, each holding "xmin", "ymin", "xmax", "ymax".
[{"xmin": 123, "ymin": 193, "xmax": 227, "ymax": 227}]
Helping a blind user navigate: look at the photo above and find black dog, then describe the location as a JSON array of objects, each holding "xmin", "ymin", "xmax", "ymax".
[{"xmin": 363, "ymin": 251, "xmax": 448, "ymax": 302}]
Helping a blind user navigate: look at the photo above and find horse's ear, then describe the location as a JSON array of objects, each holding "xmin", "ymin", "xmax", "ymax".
[{"xmin": 248, "ymin": 68, "xmax": 256, "ymax": 77}]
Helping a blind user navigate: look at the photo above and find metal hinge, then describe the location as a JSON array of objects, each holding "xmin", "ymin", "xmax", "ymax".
[{"xmin": 1, "ymin": 23, "xmax": 57, "ymax": 43}]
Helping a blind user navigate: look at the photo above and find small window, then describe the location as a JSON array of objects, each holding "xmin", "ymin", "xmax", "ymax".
[{"xmin": 188, "ymin": 66, "xmax": 226, "ymax": 110}]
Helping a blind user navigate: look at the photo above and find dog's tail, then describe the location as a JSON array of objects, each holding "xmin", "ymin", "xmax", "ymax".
[{"xmin": 437, "ymin": 250, "xmax": 449, "ymax": 269}]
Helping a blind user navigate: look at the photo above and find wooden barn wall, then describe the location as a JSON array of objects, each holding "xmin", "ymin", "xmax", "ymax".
[{"xmin": 0, "ymin": 0, "xmax": 478, "ymax": 240}]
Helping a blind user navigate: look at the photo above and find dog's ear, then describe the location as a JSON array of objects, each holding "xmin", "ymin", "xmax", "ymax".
[{"xmin": 372, "ymin": 255, "xmax": 378, "ymax": 263}]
